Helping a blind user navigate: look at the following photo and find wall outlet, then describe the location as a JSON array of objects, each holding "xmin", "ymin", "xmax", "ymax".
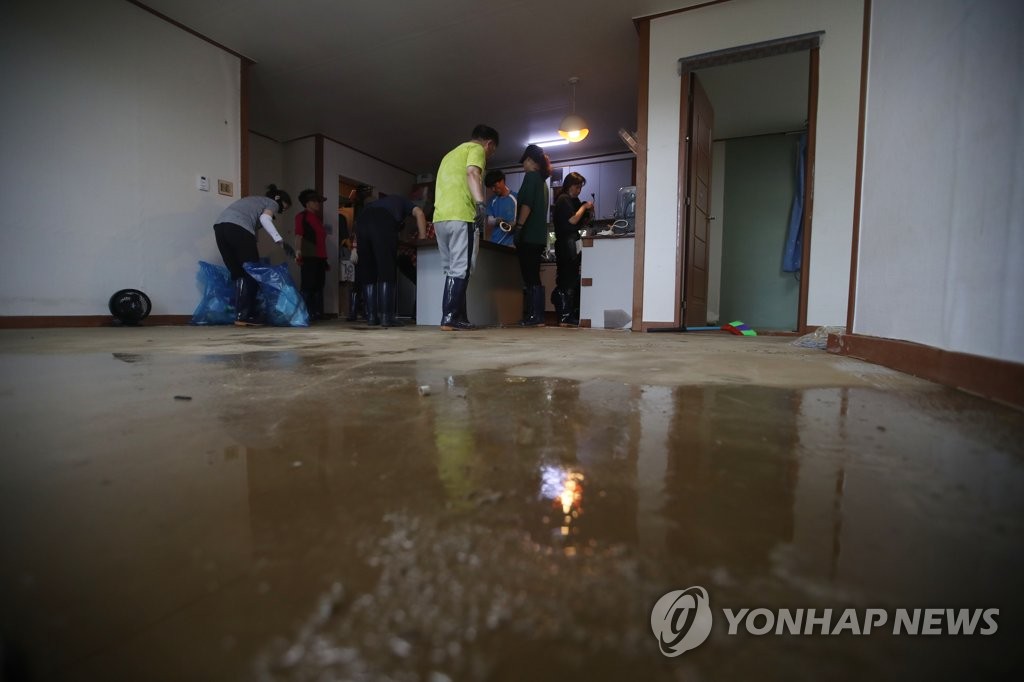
[{"xmin": 197, "ymin": 175, "xmax": 210, "ymax": 191}]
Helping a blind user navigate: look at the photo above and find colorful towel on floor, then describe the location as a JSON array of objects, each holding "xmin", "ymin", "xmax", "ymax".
[{"xmin": 723, "ymin": 320, "xmax": 757, "ymax": 336}]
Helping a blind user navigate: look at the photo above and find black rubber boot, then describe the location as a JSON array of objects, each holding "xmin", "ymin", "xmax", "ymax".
[
  {"xmin": 234, "ymin": 276, "xmax": 263, "ymax": 327},
  {"xmin": 301, "ymin": 290, "xmax": 316, "ymax": 321},
  {"xmin": 364, "ymin": 283, "xmax": 380, "ymax": 326},
  {"xmin": 440, "ymin": 278, "xmax": 473, "ymax": 330},
  {"xmin": 457, "ymin": 274, "xmax": 472, "ymax": 325},
  {"xmin": 551, "ymin": 287, "xmax": 564, "ymax": 321},
  {"xmin": 380, "ymin": 280, "xmax": 403, "ymax": 327},
  {"xmin": 345, "ymin": 287, "xmax": 359, "ymax": 321},
  {"xmin": 311, "ymin": 290, "xmax": 324, "ymax": 321},
  {"xmin": 519, "ymin": 285, "xmax": 546, "ymax": 327},
  {"xmin": 558, "ymin": 288, "xmax": 579, "ymax": 326}
]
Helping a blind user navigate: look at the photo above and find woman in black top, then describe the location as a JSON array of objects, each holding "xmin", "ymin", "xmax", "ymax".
[{"xmin": 551, "ymin": 172, "xmax": 592, "ymax": 326}]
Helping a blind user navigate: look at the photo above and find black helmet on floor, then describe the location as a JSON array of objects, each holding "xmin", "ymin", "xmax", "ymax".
[{"xmin": 108, "ymin": 289, "xmax": 152, "ymax": 326}]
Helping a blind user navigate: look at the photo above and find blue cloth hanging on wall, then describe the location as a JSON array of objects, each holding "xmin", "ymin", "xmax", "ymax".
[{"xmin": 782, "ymin": 133, "xmax": 807, "ymax": 273}]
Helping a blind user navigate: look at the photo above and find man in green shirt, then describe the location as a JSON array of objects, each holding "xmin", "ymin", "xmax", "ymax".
[{"xmin": 433, "ymin": 124, "xmax": 500, "ymax": 330}]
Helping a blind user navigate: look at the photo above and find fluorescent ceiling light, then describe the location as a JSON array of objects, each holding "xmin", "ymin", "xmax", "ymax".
[{"xmin": 527, "ymin": 138, "xmax": 571, "ymax": 147}]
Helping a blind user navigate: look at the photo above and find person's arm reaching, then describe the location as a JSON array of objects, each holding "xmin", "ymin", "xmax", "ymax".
[
  {"xmin": 467, "ymin": 165, "xmax": 487, "ymax": 230},
  {"xmin": 569, "ymin": 201, "xmax": 594, "ymax": 225},
  {"xmin": 466, "ymin": 166, "xmax": 485, "ymax": 204},
  {"xmin": 293, "ymin": 212, "xmax": 304, "ymax": 264},
  {"xmin": 260, "ymin": 210, "xmax": 284, "ymax": 243},
  {"xmin": 260, "ymin": 210, "xmax": 295, "ymax": 257},
  {"xmin": 412, "ymin": 206, "xmax": 428, "ymax": 240}
]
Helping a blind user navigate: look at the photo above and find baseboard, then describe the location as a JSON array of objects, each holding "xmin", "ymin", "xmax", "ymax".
[
  {"xmin": 0, "ymin": 315, "xmax": 192, "ymax": 329},
  {"xmin": 828, "ymin": 332, "xmax": 1024, "ymax": 409}
]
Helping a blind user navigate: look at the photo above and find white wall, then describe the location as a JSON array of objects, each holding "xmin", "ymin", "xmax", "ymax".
[
  {"xmin": 249, "ymin": 134, "xmax": 285, "ymax": 202},
  {"xmin": 0, "ymin": 0, "xmax": 242, "ymax": 316},
  {"xmin": 645, "ymin": 0, "xmax": 864, "ymax": 325},
  {"xmin": 856, "ymin": 0, "xmax": 1024, "ymax": 364}
]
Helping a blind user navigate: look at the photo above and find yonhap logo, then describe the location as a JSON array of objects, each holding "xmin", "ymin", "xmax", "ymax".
[
  {"xmin": 650, "ymin": 586, "xmax": 714, "ymax": 656},
  {"xmin": 650, "ymin": 585, "xmax": 1000, "ymax": 657}
]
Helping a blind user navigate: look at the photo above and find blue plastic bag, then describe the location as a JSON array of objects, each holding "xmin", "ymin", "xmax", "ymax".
[
  {"xmin": 243, "ymin": 261, "xmax": 310, "ymax": 327},
  {"xmin": 190, "ymin": 261, "xmax": 236, "ymax": 325}
]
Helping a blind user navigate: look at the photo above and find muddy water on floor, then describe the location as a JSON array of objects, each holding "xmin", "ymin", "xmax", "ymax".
[{"xmin": 0, "ymin": 353, "xmax": 1022, "ymax": 681}]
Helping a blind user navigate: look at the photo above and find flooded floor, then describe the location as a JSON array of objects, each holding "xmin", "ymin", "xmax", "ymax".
[{"xmin": 0, "ymin": 324, "xmax": 1021, "ymax": 681}]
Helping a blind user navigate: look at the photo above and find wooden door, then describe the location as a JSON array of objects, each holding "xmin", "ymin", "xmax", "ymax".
[{"xmin": 680, "ymin": 73, "xmax": 714, "ymax": 328}]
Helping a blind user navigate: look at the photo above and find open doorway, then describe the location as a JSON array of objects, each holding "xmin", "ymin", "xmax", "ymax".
[
  {"xmin": 337, "ymin": 175, "xmax": 371, "ymax": 320},
  {"xmin": 677, "ymin": 33, "xmax": 820, "ymax": 333}
]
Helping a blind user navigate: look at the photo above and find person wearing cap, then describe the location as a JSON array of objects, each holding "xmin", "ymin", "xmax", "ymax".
[
  {"xmin": 294, "ymin": 189, "xmax": 330, "ymax": 321},
  {"xmin": 354, "ymin": 193, "xmax": 427, "ymax": 327},
  {"xmin": 432, "ymin": 124, "xmax": 500, "ymax": 330},
  {"xmin": 512, "ymin": 144, "xmax": 551, "ymax": 326},
  {"xmin": 484, "ymin": 169, "xmax": 517, "ymax": 247},
  {"xmin": 213, "ymin": 184, "xmax": 296, "ymax": 326}
]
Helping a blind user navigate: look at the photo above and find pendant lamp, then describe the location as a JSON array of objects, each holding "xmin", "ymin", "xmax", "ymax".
[{"xmin": 558, "ymin": 77, "xmax": 589, "ymax": 142}]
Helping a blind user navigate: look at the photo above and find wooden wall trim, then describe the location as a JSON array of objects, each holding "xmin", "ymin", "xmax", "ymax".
[
  {"xmin": 797, "ymin": 47, "xmax": 820, "ymax": 333},
  {"xmin": 828, "ymin": 333, "xmax": 1024, "ymax": 409},
  {"xmin": 315, "ymin": 134, "xmax": 325, "ymax": 199},
  {"xmin": 240, "ymin": 59, "xmax": 251, "ymax": 197},
  {"xmin": 125, "ymin": 1, "xmax": 251, "ymax": 61},
  {"xmin": 673, "ymin": 72, "xmax": 690, "ymax": 331},
  {"xmin": 847, "ymin": 0, "xmax": 873, "ymax": 333},
  {"xmin": 311, "ymin": 134, "xmax": 415, "ymax": 176},
  {"xmin": 634, "ymin": 0, "xmax": 736, "ymax": 27},
  {"xmin": 631, "ymin": 19, "xmax": 651, "ymax": 332},
  {"xmin": 641, "ymin": 321, "xmax": 680, "ymax": 332},
  {"xmin": 0, "ymin": 315, "xmax": 193, "ymax": 329}
]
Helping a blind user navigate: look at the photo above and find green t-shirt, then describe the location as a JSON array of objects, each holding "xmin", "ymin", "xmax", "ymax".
[
  {"xmin": 517, "ymin": 170, "xmax": 549, "ymax": 245},
  {"xmin": 433, "ymin": 142, "xmax": 486, "ymax": 223}
]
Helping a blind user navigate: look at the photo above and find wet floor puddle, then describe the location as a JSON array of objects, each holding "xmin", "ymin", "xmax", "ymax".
[{"xmin": 1, "ymin": 355, "xmax": 1022, "ymax": 681}]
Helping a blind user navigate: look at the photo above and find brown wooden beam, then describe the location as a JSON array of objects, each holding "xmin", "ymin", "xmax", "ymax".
[{"xmin": 829, "ymin": 333, "xmax": 1024, "ymax": 409}]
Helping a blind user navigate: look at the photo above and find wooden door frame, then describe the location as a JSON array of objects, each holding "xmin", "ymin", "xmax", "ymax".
[
  {"xmin": 671, "ymin": 72, "xmax": 694, "ymax": 330},
  {"xmin": 797, "ymin": 48, "xmax": 820, "ymax": 333},
  {"xmin": 661, "ymin": 32, "xmax": 822, "ymax": 332}
]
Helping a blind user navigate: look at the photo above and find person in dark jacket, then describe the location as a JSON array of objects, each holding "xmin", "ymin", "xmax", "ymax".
[{"xmin": 354, "ymin": 194, "xmax": 427, "ymax": 327}]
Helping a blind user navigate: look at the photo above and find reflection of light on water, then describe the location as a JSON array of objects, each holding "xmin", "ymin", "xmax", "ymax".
[{"xmin": 539, "ymin": 465, "xmax": 584, "ymax": 516}]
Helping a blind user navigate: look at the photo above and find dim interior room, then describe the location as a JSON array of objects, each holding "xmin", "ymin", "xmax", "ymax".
[{"xmin": 0, "ymin": 1, "xmax": 1022, "ymax": 680}]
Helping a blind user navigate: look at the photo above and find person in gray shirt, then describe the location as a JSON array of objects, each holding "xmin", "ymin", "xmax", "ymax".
[{"xmin": 213, "ymin": 184, "xmax": 296, "ymax": 326}]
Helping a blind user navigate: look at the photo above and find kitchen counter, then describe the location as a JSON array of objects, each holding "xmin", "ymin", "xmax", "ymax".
[
  {"xmin": 579, "ymin": 236, "xmax": 635, "ymax": 329},
  {"xmin": 415, "ymin": 240, "xmax": 522, "ymax": 326}
]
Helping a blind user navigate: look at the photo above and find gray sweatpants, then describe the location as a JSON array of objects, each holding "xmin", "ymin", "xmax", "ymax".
[{"xmin": 434, "ymin": 220, "xmax": 476, "ymax": 279}]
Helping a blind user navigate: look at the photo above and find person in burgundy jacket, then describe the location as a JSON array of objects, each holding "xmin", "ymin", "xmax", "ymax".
[{"xmin": 294, "ymin": 189, "xmax": 330, "ymax": 320}]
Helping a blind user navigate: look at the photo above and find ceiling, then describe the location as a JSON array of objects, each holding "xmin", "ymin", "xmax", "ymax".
[{"xmin": 138, "ymin": 0, "xmax": 809, "ymax": 174}]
